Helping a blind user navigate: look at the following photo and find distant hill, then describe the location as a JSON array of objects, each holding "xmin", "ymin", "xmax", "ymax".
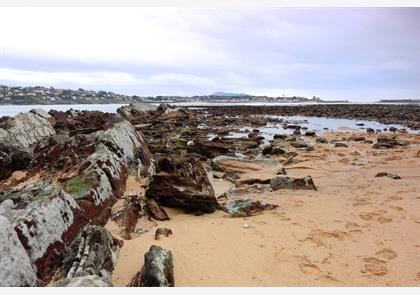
[
  {"xmin": 212, "ymin": 92, "xmax": 250, "ymax": 97},
  {"xmin": 377, "ymin": 99, "xmax": 420, "ymax": 104}
]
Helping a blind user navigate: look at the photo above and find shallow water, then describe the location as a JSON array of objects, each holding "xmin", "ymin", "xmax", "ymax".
[
  {"xmin": 217, "ymin": 115, "xmax": 419, "ymax": 142},
  {"xmin": 0, "ymin": 104, "xmax": 129, "ymax": 117},
  {"xmin": 1, "ymin": 103, "xmax": 418, "ymax": 136}
]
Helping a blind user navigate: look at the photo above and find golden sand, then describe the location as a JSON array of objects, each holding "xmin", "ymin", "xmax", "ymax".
[{"xmin": 108, "ymin": 132, "xmax": 420, "ymax": 286}]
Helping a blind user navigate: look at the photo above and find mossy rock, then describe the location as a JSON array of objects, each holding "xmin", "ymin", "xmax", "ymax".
[{"xmin": 65, "ymin": 174, "xmax": 96, "ymax": 195}]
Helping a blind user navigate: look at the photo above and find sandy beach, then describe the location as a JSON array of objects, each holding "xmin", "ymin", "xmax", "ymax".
[{"xmin": 108, "ymin": 132, "xmax": 420, "ymax": 287}]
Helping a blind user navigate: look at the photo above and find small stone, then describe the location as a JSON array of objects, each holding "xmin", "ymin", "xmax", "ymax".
[{"xmin": 242, "ymin": 223, "xmax": 250, "ymax": 229}]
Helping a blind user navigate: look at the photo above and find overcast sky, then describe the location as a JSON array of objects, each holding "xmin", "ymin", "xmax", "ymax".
[{"xmin": 0, "ymin": 7, "xmax": 418, "ymax": 101}]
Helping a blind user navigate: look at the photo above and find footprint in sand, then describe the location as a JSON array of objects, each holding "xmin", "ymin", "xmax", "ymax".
[
  {"xmin": 295, "ymin": 255, "xmax": 340, "ymax": 283},
  {"xmin": 362, "ymin": 257, "xmax": 388, "ymax": 276},
  {"xmin": 359, "ymin": 210, "xmax": 393, "ymax": 224},
  {"xmin": 375, "ymin": 248, "xmax": 398, "ymax": 260},
  {"xmin": 295, "ymin": 256, "xmax": 323, "ymax": 275},
  {"xmin": 353, "ymin": 197, "xmax": 372, "ymax": 207},
  {"xmin": 361, "ymin": 248, "xmax": 397, "ymax": 276},
  {"xmin": 305, "ymin": 229, "xmax": 348, "ymax": 247}
]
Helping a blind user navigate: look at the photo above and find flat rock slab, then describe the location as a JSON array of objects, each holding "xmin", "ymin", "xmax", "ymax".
[
  {"xmin": 222, "ymin": 199, "xmax": 278, "ymax": 217},
  {"xmin": 211, "ymin": 156, "xmax": 285, "ymax": 183},
  {"xmin": 270, "ymin": 175, "xmax": 317, "ymax": 191}
]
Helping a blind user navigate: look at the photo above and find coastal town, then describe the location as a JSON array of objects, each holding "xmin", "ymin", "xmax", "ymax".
[{"xmin": 0, "ymin": 85, "xmax": 327, "ymax": 105}]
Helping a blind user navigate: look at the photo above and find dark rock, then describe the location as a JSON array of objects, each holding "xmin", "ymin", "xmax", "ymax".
[
  {"xmin": 128, "ymin": 245, "xmax": 174, "ymax": 287},
  {"xmin": 0, "ymin": 142, "xmax": 33, "ymax": 180},
  {"xmin": 348, "ymin": 135, "xmax": 366, "ymax": 142},
  {"xmin": 144, "ymin": 199, "xmax": 170, "ymax": 221},
  {"xmin": 221, "ymin": 199, "xmax": 278, "ymax": 217},
  {"xmin": 187, "ymin": 141, "xmax": 231, "ymax": 158},
  {"xmin": 0, "ymin": 151, "xmax": 11, "ymax": 180},
  {"xmin": 285, "ymin": 124, "xmax": 301, "ymax": 130},
  {"xmin": 155, "ymin": 228, "xmax": 173, "ymax": 240},
  {"xmin": 316, "ymin": 137, "xmax": 328, "ymax": 144},
  {"xmin": 273, "ymin": 134, "xmax": 287, "ymax": 140},
  {"xmin": 334, "ymin": 142, "xmax": 348, "ymax": 148},
  {"xmin": 375, "ymin": 172, "xmax": 401, "ymax": 180},
  {"xmin": 270, "ymin": 175, "xmax": 317, "ymax": 191},
  {"xmin": 372, "ymin": 134, "xmax": 399, "ymax": 149},
  {"xmin": 146, "ymin": 157, "xmax": 218, "ymax": 214},
  {"xmin": 304, "ymin": 131, "xmax": 316, "ymax": 137},
  {"xmin": 262, "ymin": 145, "xmax": 286, "ymax": 155}
]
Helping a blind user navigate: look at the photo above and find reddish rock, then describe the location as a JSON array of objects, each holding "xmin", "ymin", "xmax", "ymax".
[
  {"xmin": 146, "ymin": 157, "xmax": 217, "ymax": 213},
  {"xmin": 144, "ymin": 199, "xmax": 170, "ymax": 221},
  {"xmin": 154, "ymin": 228, "xmax": 173, "ymax": 240}
]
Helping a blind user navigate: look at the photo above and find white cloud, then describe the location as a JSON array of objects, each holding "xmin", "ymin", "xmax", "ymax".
[
  {"xmin": 0, "ymin": 7, "xmax": 417, "ymax": 101},
  {"xmin": 0, "ymin": 7, "xmax": 226, "ymax": 67}
]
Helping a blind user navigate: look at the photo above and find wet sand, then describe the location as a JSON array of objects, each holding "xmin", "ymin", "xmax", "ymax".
[{"xmin": 107, "ymin": 132, "xmax": 420, "ymax": 286}]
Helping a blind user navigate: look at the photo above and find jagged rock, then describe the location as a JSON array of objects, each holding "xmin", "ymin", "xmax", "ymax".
[
  {"xmin": 270, "ymin": 175, "xmax": 317, "ymax": 190},
  {"xmin": 51, "ymin": 110, "xmax": 122, "ymax": 136},
  {"xmin": 156, "ymin": 103, "xmax": 179, "ymax": 114},
  {"xmin": 128, "ymin": 245, "xmax": 174, "ymax": 287},
  {"xmin": 30, "ymin": 108, "xmax": 51, "ymax": 120},
  {"xmin": 111, "ymin": 195, "xmax": 141, "ymax": 240},
  {"xmin": 94, "ymin": 121, "xmax": 152, "ymax": 165},
  {"xmin": 0, "ymin": 111, "xmax": 55, "ymax": 148},
  {"xmin": 58, "ymin": 225, "xmax": 122, "ymax": 282},
  {"xmin": 0, "ymin": 182, "xmax": 82, "ymax": 283},
  {"xmin": 0, "ymin": 215, "xmax": 37, "ymax": 287},
  {"xmin": 221, "ymin": 199, "xmax": 278, "ymax": 217},
  {"xmin": 155, "ymin": 228, "xmax": 173, "ymax": 240},
  {"xmin": 146, "ymin": 157, "xmax": 217, "ymax": 214},
  {"xmin": 375, "ymin": 172, "xmax": 401, "ymax": 180},
  {"xmin": 51, "ymin": 275, "xmax": 112, "ymax": 287},
  {"xmin": 144, "ymin": 199, "xmax": 170, "ymax": 221},
  {"xmin": 117, "ymin": 102, "xmax": 158, "ymax": 120}
]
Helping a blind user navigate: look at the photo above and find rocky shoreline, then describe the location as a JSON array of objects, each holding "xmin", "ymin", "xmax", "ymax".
[{"xmin": 0, "ymin": 103, "xmax": 419, "ymax": 287}]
